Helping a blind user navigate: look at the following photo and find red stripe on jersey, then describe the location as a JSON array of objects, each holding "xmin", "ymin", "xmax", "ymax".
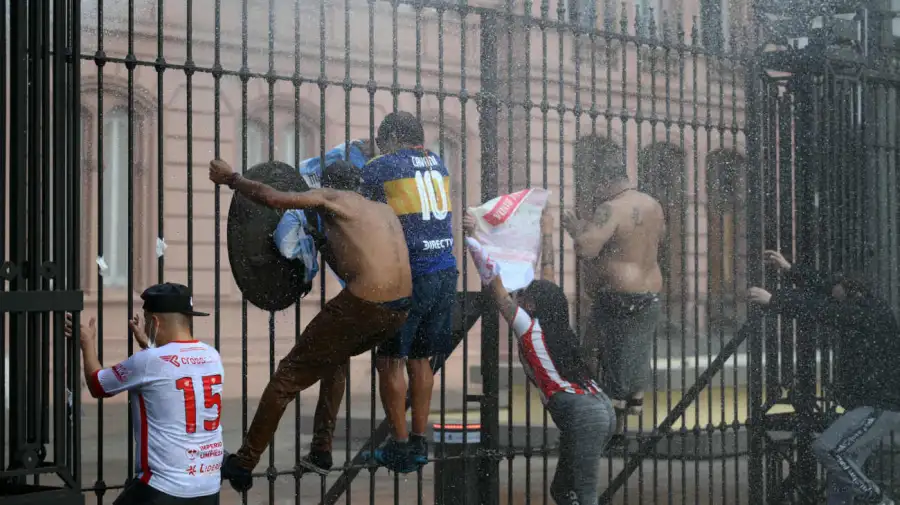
[
  {"xmin": 88, "ymin": 369, "xmax": 112, "ymax": 398},
  {"xmin": 138, "ymin": 394, "xmax": 152, "ymax": 484},
  {"xmin": 519, "ymin": 318, "xmax": 600, "ymax": 399}
]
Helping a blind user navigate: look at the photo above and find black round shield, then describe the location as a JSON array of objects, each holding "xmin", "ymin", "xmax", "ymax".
[{"xmin": 227, "ymin": 161, "xmax": 314, "ymax": 312}]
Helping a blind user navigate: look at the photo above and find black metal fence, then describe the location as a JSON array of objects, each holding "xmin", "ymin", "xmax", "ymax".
[{"xmin": 3, "ymin": 0, "xmax": 900, "ymax": 504}]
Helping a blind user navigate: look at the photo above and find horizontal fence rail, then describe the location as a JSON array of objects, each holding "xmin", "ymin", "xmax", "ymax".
[{"xmin": 3, "ymin": 0, "xmax": 900, "ymax": 505}]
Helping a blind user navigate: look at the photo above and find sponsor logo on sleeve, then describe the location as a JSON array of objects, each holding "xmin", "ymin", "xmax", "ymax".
[{"xmin": 111, "ymin": 364, "xmax": 129, "ymax": 382}]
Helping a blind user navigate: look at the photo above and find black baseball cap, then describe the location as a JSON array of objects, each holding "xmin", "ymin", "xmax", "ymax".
[{"xmin": 140, "ymin": 283, "xmax": 209, "ymax": 317}]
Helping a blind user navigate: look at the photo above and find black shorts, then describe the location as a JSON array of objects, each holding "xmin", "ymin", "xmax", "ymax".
[{"xmin": 113, "ymin": 480, "xmax": 219, "ymax": 505}]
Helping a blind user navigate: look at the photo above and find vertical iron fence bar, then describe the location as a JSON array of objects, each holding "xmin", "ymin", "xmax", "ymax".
[
  {"xmin": 793, "ymin": 64, "xmax": 820, "ymax": 505},
  {"xmin": 522, "ymin": 4, "xmax": 534, "ymax": 502},
  {"xmin": 690, "ymin": 27, "xmax": 701, "ymax": 499},
  {"xmin": 459, "ymin": 3, "xmax": 471, "ymax": 503},
  {"xmin": 366, "ymin": 1, "xmax": 378, "ymax": 501},
  {"xmin": 265, "ymin": 0, "xmax": 277, "ymax": 499},
  {"xmin": 70, "ymin": 0, "xmax": 84, "ymax": 487},
  {"xmin": 40, "ymin": 0, "xmax": 53, "ymax": 458},
  {"xmin": 341, "ymin": 0, "xmax": 356, "ymax": 496},
  {"xmin": 414, "ymin": 1, "xmax": 423, "ymax": 123},
  {"xmin": 52, "ymin": 0, "xmax": 69, "ymax": 480},
  {"xmin": 634, "ymin": 16, "xmax": 647, "ymax": 502},
  {"xmin": 126, "ymin": 0, "xmax": 139, "ymax": 484},
  {"xmin": 554, "ymin": 4, "xmax": 566, "ymax": 502},
  {"xmin": 744, "ymin": 62, "xmax": 765, "ymax": 505},
  {"xmin": 503, "ymin": 1, "xmax": 515, "ymax": 503},
  {"xmin": 0, "ymin": 0, "xmax": 7, "ymax": 473},
  {"xmin": 656, "ymin": 17, "xmax": 675, "ymax": 505},
  {"xmin": 479, "ymin": 9, "xmax": 501, "ymax": 505},
  {"xmin": 647, "ymin": 17, "xmax": 661, "ymax": 505},
  {"xmin": 762, "ymin": 78, "xmax": 780, "ymax": 504},
  {"xmin": 435, "ymin": 0, "xmax": 448, "ymax": 498},
  {"xmin": 239, "ymin": 0, "xmax": 250, "ymax": 499},
  {"xmin": 185, "ymin": 0, "xmax": 195, "ymax": 328},
  {"xmin": 702, "ymin": 41, "xmax": 714, "ymax": 505},
  {"xmin": 538, "ymin": 0, "xmax": 551, "ymax": 502},
  {"xmin": 729, "ymin": 53, "xmax": 741, "ymax": 505},
  {"xmin": 677, "ymin": 19, "xmax": 688, "ymax": 505},
  {"xmin": 8, "ymin": 0, "xmax": 28, "ymax": 482},
  {"xmin": 317, "ymin": 0, "xmax": 329, "ymax": 498},
  {"xmin": 157, "ymin": 0, "xmax": 166, "ymax": 284},
  {"xmin": 292, "ymin": 2, "xmax": 304, "ymax": 500},
  {"xmin": 26, "ymin": 0, "xmax": 44, "ymax": 469},
  {"xmin": 93, "ymin": 0, "xmax": 107, "ymax": 492},
  {"xmin": 212, "ymin": 0, "xmax": 221, "ymax": 354}
]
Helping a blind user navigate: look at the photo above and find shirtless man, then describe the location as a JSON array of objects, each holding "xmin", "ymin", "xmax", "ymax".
[
  {"xmin": 208, "ymin": 158, "xmax": 413, "ymax": 492},
  {"xmin": 562, "ymin": 153, "xmax": 665, "ymax": 436}
]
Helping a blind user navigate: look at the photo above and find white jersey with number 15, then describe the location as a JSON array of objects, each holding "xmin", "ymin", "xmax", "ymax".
[{"xmin": 89, "ymin": 340, "xmax": 224, "ymax": 498}]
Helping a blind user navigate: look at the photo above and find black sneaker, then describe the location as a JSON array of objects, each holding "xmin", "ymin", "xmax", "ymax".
[
  {"xmin": 410, "ymin": 434, "xmax": 429, "ymax": 466},
  {"xmin": 296, "ymin": 450, "xmax": 332, "ymax": 477},
  {"xmin": 373, "ymin": 439, "xmax": 417, "ymax": 474},
  {"xmin": 221, "ymin": 453, "xmax": 253, "ymax": 493}
]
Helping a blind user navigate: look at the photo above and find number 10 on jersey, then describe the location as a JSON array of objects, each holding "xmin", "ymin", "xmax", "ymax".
[{"xmin": 414, "ymin": 169, "xmax": 449, "ymax": 221}]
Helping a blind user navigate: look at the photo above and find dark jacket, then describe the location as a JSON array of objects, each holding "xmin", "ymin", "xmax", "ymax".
[{"xmin": 768, "ymin": 265, "xmax": 900, "ymax": 411}]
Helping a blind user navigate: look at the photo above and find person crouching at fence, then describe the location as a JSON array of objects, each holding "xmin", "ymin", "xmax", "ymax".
[
  {"xmin": 208, "ymin": 158, "xmax": 414, "ymax": 493},
  {"xmin": 749, "ymin": 250, "xmax": 900, "ymax": 505},
  {"xmin": 462, "ymin": 211, "xmax": 615, "ymax": 505},
  {"xmin": 66, "ymin": 283, "xmax": 223, "ymax": 505}
]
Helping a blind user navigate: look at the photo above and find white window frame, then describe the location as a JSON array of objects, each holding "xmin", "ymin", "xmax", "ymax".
[
  {"xmin": 280, "ymin": 123, "xmax": 310, "ymax": 165},
  {"xmin": 240, "ymin": 119, "xmax": 267, "ymax": 173},
  {"xmin": 101, "ymin": 109, "xmax": 129, "ymax": 288}
]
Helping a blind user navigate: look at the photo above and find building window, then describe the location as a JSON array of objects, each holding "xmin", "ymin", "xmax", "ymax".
[
  {"xmin": 638, "ymin": 143, "xmax": 685, "ymax": 299},
  {"xmin": 707, "ymin": 150, "xmax": 747, "ymax": 327},
  {"xmin": 101, "ymin": 109, "xmax": 130, "ymax": 288},
  {"xmin": 240, "ymin": 116, "xmax": 313, "ymax": 171},
  {"xmin": 565, "ymin": 0, "xmax": 598, "ymax": 31},
  {"xmin": 280, "ymin": 123, "xmax": 310, "ymax": 165},
  {"xmin": 241, "ymin": 119, "xmax": 267, "ymax": 172},
  {"xmin": 701, "ymin": 0, "xmax": 729, "ymax": 51}
]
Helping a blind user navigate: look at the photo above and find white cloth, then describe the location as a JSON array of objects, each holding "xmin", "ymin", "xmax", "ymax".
[
  {"xmin": 90, "ymin": 341, "xmax": 224, "ymax": 498},
  {"xmin": 467, "ymin": 188, "xmax": 550, "ymax": 291}
]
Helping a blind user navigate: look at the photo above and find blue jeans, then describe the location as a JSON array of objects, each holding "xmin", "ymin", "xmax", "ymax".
[
  {"xmin": 377, "ymin": 268, "xmax": 458, "ymax": 359},
  {"xmin": 546, "ymin": 392, "xmax": 616, "ymax": 505}
]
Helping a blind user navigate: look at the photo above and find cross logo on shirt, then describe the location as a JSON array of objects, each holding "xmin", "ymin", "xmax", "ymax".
[
  {"xmin": 187, "ymin": 465, "xmax": 197, "ymax": 476},
  {"xmin": 159, "ymin": 355, "xmax": 180, "ymax": 367}
]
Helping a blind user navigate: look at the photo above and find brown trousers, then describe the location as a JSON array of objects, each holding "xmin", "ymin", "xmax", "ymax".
[{"xmin": 235, "ymin": 289, "xmax": 410, "ymax": 470}]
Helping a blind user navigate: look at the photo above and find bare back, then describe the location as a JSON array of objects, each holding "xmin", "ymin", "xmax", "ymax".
[
  {"xmin": 317, "ymin": 192, "xmax": 412, "ymax": 302},
  {"xmin": 584, "ymin": 190, "xmax": 665, "ymax": 293}
]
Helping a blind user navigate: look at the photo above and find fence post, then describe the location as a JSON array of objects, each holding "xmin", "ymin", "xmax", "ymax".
[
  {"xmin": 792, "ymin": 64, "xmax": 822, "ymax": 505},
  {"xmin": 478, "ymin": 9, "xmax": 501, "ymax": 505},
  {"xmin": 744, "ymin": 61, "xmax": 766, "ymax": 505}
]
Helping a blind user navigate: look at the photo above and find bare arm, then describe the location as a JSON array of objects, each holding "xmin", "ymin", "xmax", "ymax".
[
  {"xmin": 229, "ymin": 175, "xmax": 343, "ymax": 213},
  {"xmin": 488, "ymin": 276, "xmax": 518, "ymax": 325},
  {"xmin": 540, "ymin": 208, "xmax": 555, "ymax": 280},
  {"xmin": 564, "ymin": 203, "xmax": 619, "ymax": 259}
]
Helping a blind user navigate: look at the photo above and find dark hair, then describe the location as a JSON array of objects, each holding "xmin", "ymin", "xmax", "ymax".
[
  {"xmin": 575, "ymin": 135, "xmax": 627, "ymax": 182},
  {"xmin": 520, "ymin": 280, "xmax": 594, "ymax": 387},
  {"xmin": 831, "ymin": 271, "xmax": 872, "ymax": 298},
  {"xmin": 322, "ymin": 160, "xmax": 362, "ymax": 191},
  {"xmin": 377, "ymin": 112, "xmax": 425, "ymax": 147}
]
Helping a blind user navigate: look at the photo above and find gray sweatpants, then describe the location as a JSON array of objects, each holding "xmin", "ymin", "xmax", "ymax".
[
  {"xmin": 546, "ymin": 392, "xmax": 616, "ymax": 505},
  {"xmin": 813, "ymin": 406, "xmax": 900, "ymax": 504}
]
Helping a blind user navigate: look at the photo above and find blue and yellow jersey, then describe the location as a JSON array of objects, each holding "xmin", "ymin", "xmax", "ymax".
[{"xmin": 363, "ymin": 147, "xmax": 456, "ymax": 277}]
